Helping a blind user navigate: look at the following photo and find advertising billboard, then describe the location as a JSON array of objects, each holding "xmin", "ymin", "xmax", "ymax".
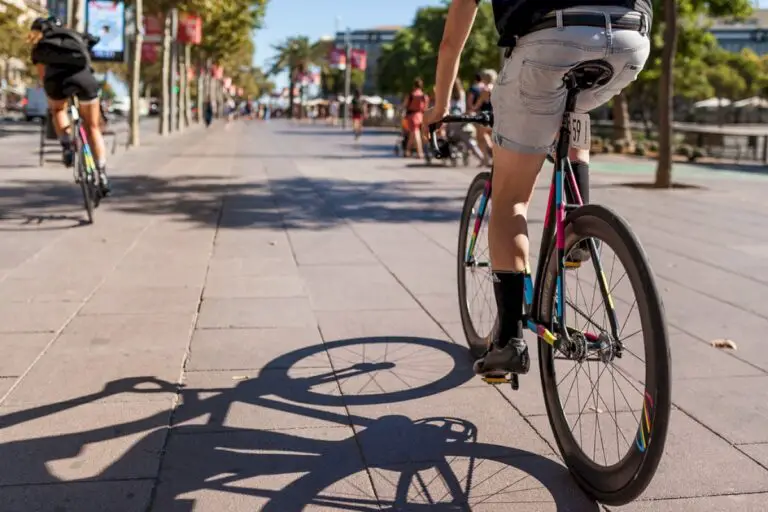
[{"xmin": 85, "ymin": 0, "xmax": 126, "ymax": 62}]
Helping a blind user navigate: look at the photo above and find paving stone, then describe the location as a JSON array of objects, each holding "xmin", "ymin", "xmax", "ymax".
[
  {"xmin": 196, "ymin": 297, "xmax": 316, "ymax": 329},
  {"xmin": 287, "ymin": 228, "xmax": 377, "ymax": 265},
  {"xmin": 528, "ymin": 410, "xmax": 768, "ymax": 500},
  {"xmin": 300, "ymin": 264, "xmax": 419, "ymax": 311},
  {"xmin": 610, "ymin": 493, "xmax": 768, "ymax": 512},
  {"xmin": 0, "ymin": 400, "xmax": 172, "ymax": 485},
  {"xmin": 80, "ymin": 286, "xmax": 202, "ymax": 315},
  {"xmin": 186, "ymin": 327, "xmax": 327, "ymax": 371},
  {"xmin": 315, "ymin": 308, "xmax": 449, "ymax": 341},
  {"xmin": 0, "ymin": 332, "xmax": 53, "ymax": 375},
  {"xmin": 173, "ymin": 369, "xmax": 346, "ymax": 431},
  {"xmin": 0, "ymin": 301, "xmax": 80, "ymax": 333},
  {"xmin": 0, "ymin": 377, "xmax": 16, "ymax": 396},
  {"xmin": 206, "ymin": 256, "xmax": 299, "ymax": 278},
  {"xmin": 152, "ymin": 427, "xmax": 375, "ymax": 511},
  {"xmin": 673, "ymin": 376, "xmax": 768, "ymax": 444},
  {"xmin": 203, "ymin": 275, "xmax": 305, "ymax": 298},
  {"xmin": 370, "ymin": 454, "xmax": 596, "ymax": 511},
  {"xmin": 739, "ymin": 443, "xmax": 768, "ymax": 469},
  {"xmin": 0, "ymin": 480, "xmax": 154, "ymax": 512}
]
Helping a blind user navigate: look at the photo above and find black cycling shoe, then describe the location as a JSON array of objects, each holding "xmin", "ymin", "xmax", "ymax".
[
  {"xmin": 98, "ymin": 170, "xmax": 111, "ymax": 197},
  {"xmin": 61, "ymin": 143, "xmax": 74, "ymax": 168},
  {"xmin": 473, "ymin": 338, "xmax": 530, "ymax": 377}
]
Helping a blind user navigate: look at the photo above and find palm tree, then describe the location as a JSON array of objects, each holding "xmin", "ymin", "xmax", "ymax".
[
  {"xmin": 269, "ymin": 36, "xmax": 321, "ymax": 118},
  {"xmin": 655, "ymin": 0, "xmax": 678, "ymax": 188}
]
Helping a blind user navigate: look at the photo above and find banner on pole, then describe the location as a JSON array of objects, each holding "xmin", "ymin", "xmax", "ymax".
[
  {"xmin": 177, "ymin": 13, "xmax": 202, "ymax": 45},
  {"xmin": 328, "ymin": 47, "xmax": 346, "ymax": 70},
  {"xmin": 350, "ymin": 48, "xmax": 367, "ymax": 71}
]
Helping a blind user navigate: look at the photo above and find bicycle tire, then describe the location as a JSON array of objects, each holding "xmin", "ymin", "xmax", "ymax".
[
  {"xmin": 536, "ymin": 204, "xmax": 671, "ymax": 505},
  {"xmin": 75, "ymin": 143, "xmax": 95, "ymax": 224},
  {"xmin": 457, "ymin": 172, "xmax": 496, "ymax": 358}
]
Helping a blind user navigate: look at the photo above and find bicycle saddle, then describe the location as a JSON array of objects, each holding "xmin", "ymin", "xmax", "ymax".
[{"xmin": 564, "ymin": 60, "xmax": 615, "ymax": 90}]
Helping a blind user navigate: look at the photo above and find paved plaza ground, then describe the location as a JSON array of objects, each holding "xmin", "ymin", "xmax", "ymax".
[{"xmin": 0, "ymin": 120, "xmax": 766, "ymax": 511}]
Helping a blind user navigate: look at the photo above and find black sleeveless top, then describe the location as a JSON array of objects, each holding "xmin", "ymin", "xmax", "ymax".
[{"xmin": 488, "ymin": 0, "xmax": 653, "ymax": 47}]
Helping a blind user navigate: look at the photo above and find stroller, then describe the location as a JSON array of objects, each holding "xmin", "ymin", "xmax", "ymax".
[{"xmin": 394, "ymin": 117, "xmax": 409, "ymax": 156}]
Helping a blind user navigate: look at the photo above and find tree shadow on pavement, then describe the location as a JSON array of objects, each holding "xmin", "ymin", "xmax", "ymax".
[
  {"xmin": 0, "ymin": 173, "xmax": 464, "ymax": 230},
  {"xmin": 0, "ymin": 336, "xmax": 598, "ymax": 511}
]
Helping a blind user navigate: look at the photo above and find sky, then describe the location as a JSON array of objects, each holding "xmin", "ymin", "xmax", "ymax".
[{"xmin": 252, "ymin": 0, "xmax": 444, "ymax": 89}]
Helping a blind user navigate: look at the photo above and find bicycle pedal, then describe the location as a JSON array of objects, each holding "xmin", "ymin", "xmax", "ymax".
[{"xmin": 482, "ymin": 375, "xmax": 510, "ymax": 385}]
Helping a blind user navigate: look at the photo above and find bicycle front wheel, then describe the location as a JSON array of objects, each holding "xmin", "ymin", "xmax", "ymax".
[
  {"xmin": 536, "ymin": 204, "xmax": 670, "ymax": 505},
  {"xmin": 457, "ymin": 172, "xmax": 496, "ymax": 358}
]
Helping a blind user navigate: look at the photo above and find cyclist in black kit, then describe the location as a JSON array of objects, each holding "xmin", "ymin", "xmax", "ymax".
[
  {"xmin": 29, "ymin": 16, "xmax": 111, "ymax": 195},
  {"xmin": 423, "ymin": 0, "xmax": 651, "ymax": 376}
]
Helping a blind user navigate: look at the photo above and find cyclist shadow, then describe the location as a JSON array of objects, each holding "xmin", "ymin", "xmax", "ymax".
[{"xmin": 0, "ymin": 337, "xmax": 598, "ymax": 511}]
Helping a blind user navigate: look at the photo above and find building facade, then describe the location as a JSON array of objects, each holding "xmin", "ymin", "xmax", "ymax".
[
  {"xmin": 334, "ymin": 25, "xmax": 400, "ymax": 94},
  {"xmin": 0, "ymin": 0, "xmax": 47, "ymax": 91},
  {"xmin": 710, "ymin": 9, "xmax": 768, "ymax": 55}
]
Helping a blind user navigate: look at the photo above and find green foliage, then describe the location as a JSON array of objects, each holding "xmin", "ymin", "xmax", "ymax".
[
  {"xmin": 377, "ymin": 2, "xmax": 499, "ymax": 94},
  {"xmin": 630, "ymin": 0, "xmax": 755, "ymax": 110},
  {"xmin": 0, "ymin": 5, "xmax": 27, "ymax": 60}
]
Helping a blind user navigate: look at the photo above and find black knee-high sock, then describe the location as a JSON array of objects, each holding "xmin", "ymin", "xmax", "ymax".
[
  {"xmin": 492, "ymin": 271, "xmax": 524, "ymax": 346},
  {"xmin": 566, "ymin": 161, "xmax": 590, "ymax": 205}
]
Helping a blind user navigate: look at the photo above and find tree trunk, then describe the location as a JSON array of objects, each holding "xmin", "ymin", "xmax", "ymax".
[
  {"xmin": 159, "ymin": 11, "xmax": 171, "ymax": 135},
  {"xmin": 169, "ymin": 10, "xmax": 179, "ymax": 132},
  {"xmin": 183, "ymin": 45, "xmax": 192, "ymax": 127},
  {"xmin": 612, "ymin": 92, "xmax": 632, "ymax": 143},
  {"xmin": 71, "ymin": 0, "xmax": 82, "ymax": 29},
  {"xmin": 197, "ymin": 58, "xmax": 206, "ymax": 124},
  {"xmin": 128, "ymin": 0, "xmax": 143, "ymax": 147},
  {"xmin": 288, "ymin": 70, "xmax": 295, "ymax": 119},
  {"xmin": 655, "ymin": 0, "xmax": 678, "ymax": 189}
]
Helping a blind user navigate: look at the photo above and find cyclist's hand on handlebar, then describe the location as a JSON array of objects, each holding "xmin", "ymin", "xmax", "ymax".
[{"xmin": 422, "ymin": 106, "xmax": 448, "ymax": 135}]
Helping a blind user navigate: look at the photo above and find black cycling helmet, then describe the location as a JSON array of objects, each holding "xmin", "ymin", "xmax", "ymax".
[{"xmin": 31, "ymin": 15, "xmax": 62, "ymax": 32}]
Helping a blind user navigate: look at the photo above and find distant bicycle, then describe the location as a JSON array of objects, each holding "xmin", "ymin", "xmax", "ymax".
[
  {"xmin": 68, "ymin": 95, "xmax": 104, "ymax": 224},
  {"xmin": 430, "ymin": 61, "xmax": 671, "ymax": 506}
]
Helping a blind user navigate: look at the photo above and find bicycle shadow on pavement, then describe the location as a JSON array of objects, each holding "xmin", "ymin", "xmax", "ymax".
[{"xmin": 0, "ymin": 336, "xmax": 597, "ymax": 511}]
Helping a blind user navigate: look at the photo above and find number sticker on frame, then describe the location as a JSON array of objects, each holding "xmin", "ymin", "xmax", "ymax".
[{"xmin": 569, "ymin": 113, "xmax": 591, "ymax": 150}]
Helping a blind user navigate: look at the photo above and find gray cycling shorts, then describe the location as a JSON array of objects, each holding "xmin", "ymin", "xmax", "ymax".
[{"xmin": 491, "ymin": 6, "xmax": 651, "ymax": 154}]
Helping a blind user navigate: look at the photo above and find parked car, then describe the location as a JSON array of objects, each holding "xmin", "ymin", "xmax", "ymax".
[
  {"xmin": 23, "ymin": 87, "xmax": 48, "ymax": 121},
  {"xmin": 148, "ymin": 98, "xmax": 159, "ymax": 116},
  {"xmin": 110, "ymin": 97, "xmax": 130, "ymax": 116}
]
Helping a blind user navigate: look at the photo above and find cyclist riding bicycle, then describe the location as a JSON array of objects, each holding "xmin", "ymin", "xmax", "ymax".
[
  {"xmin": 423, "ymin": 0, "xmax": 651, "ymax": 377},
  {"xmin": 29, "ymin": 15, "xmax": 111, "ymax": 196}
]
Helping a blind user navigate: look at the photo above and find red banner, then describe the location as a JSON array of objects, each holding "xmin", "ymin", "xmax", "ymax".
[
  {"xmin": 328, "ymin": 47, "xmax": 346, "ymax": 69},
  {"xmin": 143, "ymin": 15, "xmax": 164, "ymax": 40},
  {"xmin": 350, "ymin": 49, "xmax": 367, "ymax": 71},
  {"xmin": 177, "ymin": 13, "xmax": 202, "ymax": 45},
  {"xmin": 141, "ymin": 43, "xmax": 158, "ymax": 63}
]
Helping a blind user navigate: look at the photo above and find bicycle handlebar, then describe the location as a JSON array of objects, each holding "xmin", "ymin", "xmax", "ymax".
[{"xmin": 428, "ymin": 112, "xmax": 493, "ymax": 160}]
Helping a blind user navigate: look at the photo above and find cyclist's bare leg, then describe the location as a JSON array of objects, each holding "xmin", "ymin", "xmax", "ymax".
[
  {"xmin": 79, "ymin": 99, "xmax": 111, "ymax": 194},
  {"xmin": 78, "ymin": 99, "xmax": 106, "ymax": 166},
  {"xmin": 489, "ymin": 146, "xmax": 545, "ymax": 273},
  {"xmin": 48, "ymin": 98, "xmax": 70, "ymax": 136},
  {"xmin": 48, "ymin": 98, "xmax": 74, "ymax": 166}
]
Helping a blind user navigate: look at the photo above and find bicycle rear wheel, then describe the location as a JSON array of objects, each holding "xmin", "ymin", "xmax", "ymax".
[
  {"xmin": 75, "ymin": 145, "xmax": 95, "ymax": 224},
  {"xmin": 457, "ymin": 172, "xmax": 496, "ymax": 358},
  {"xmin": 536, "ymin": 204, "xmax": 670, "ymax": 505}
]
